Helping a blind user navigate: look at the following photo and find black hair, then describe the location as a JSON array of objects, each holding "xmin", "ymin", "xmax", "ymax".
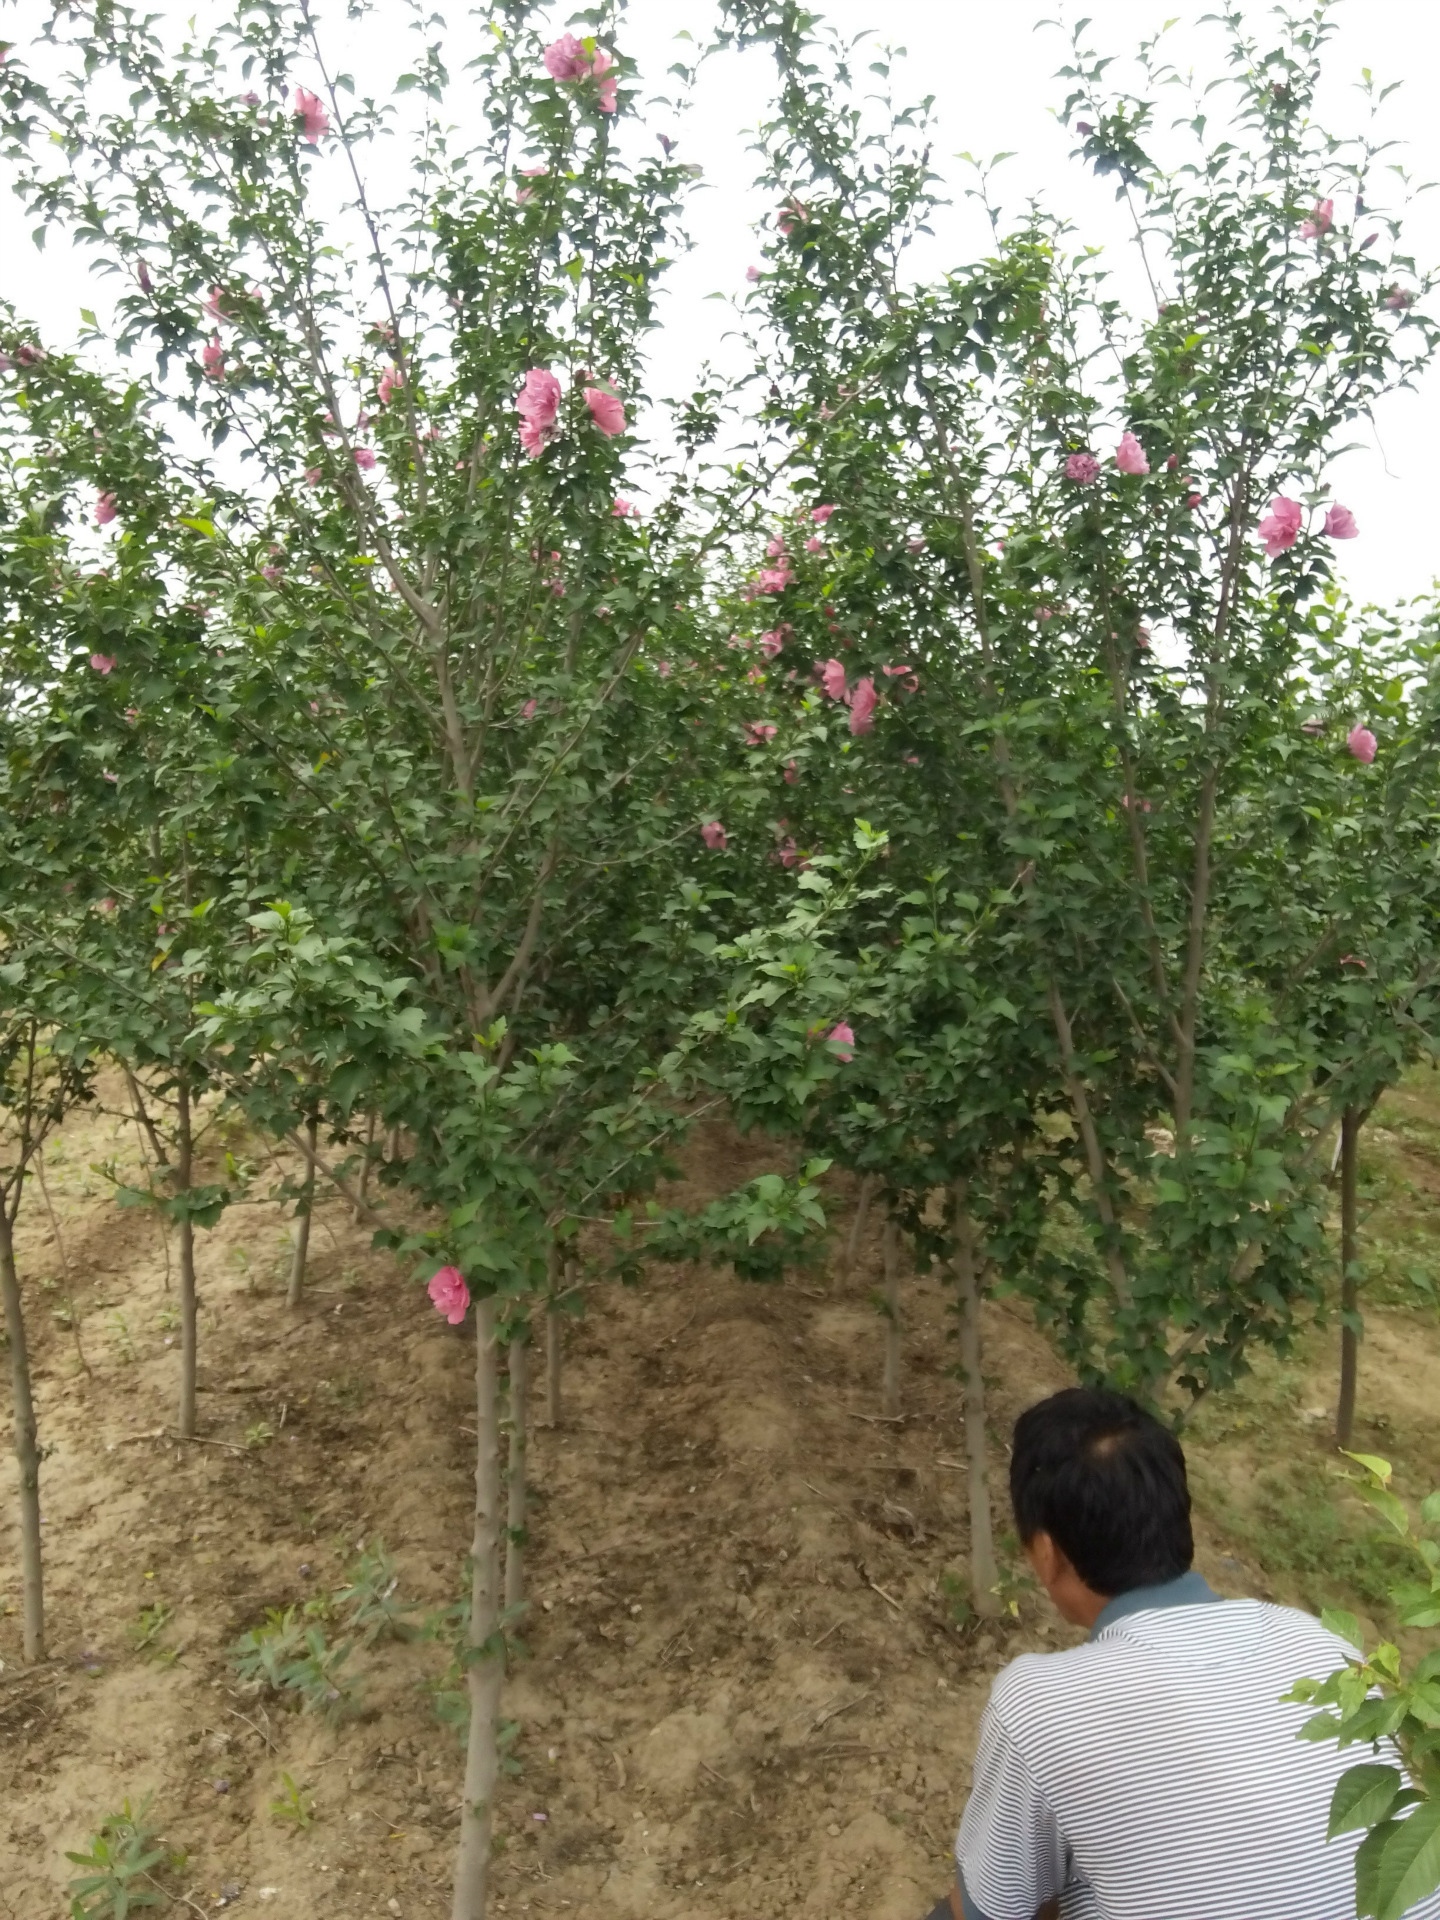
[{"xmin": 1009, "ymin": 1387, "xmax": 1193, "ymax": 1596}]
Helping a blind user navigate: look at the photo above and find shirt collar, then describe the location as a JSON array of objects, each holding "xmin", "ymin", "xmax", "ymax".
[{"xmin": 1090, "ymin": 1569, "xmax": 1222, "ymax": 1640}]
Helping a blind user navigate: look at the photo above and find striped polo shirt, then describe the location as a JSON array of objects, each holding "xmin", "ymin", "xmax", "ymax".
[{"xmin": 955, "ymin": 1571, "xmax": 1440, "ymax": 1920}]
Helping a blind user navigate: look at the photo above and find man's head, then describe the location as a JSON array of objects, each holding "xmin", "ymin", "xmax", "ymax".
[{"xmin": 1010, "ymin": 1387, "xmax": 1193, "ymax": 1623}]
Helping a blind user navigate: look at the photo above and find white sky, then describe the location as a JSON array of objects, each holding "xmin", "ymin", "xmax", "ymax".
[{"xmin": 3, "ymin": 0, "xmax": 1438, "ymax": 608}]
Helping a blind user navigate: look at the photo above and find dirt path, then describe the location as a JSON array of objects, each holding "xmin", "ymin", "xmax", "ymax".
[{"xmin": 3, "ymin": 1098, "xmax": 1438, "ymax": 1917}]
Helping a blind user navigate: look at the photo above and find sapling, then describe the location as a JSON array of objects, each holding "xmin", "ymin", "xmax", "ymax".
[
  {"xmin": 287, "ymin": 1112, "xmax": 320, "ymax": 1309},
  {"xmin": 953, "ymin": 1185, "xmax": 1000, "ymax": 1620},
  {"xmin": 879, "ymin": 1209, "xmax": 902, "ymax": 1419},
  {"xmin": 504, "ymin": 1318, "xmax": 530, "ymax": 1615},
  {"xmin": 1336, "ymin": 1107, "xmax": 1363, "ymax": 1450},
  {"xmin": 839, "ymin": 1175, "xmax": 877, "ymax": 1284}
]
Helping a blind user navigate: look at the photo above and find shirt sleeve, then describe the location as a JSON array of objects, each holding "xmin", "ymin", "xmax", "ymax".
[{"xmin": 955, "ymin": 1695, "xmax": 1067, "ymax": 1920}]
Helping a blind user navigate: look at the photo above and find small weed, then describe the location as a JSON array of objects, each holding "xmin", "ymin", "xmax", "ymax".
[
  {"xmin": 107, "ymin": 1313, "xmax": 137, "ymax": 1364},
  {"xmin": 155, "ymin": 1306, "xmax": 180, "ymax": 1334},
  {"xmin": 65, "ymin": 1794, "xmax": 171, "ymax": 1917},
  {"xmin": 269, "ymin": 1772, "xmax": 316, "ymax": 1830},
  {"xmin": 230, "ymin": 1607, "xmax": 358, "ymax": 1720},
  {"xmin": 333, "ymin": 1539, "xmax": 415, "ymax": 1645},
  {"xmin": 244, "ymin": 1420, "xmax": 275, "ymax": 1450},
  {"xmin": 126, "ymin": 1604, "xmax": 174, "ymax": 1661}
]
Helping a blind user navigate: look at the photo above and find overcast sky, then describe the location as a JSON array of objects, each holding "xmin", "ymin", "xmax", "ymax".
[{"xmin": 3, "ymin": 0, "xmax": 1438, "ymax": 609}]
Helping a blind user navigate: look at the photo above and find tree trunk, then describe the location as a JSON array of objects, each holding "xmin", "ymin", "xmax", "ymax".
[
  {"xmin": 1336, "ymin": 1106, "xmax": 1361, "ymax": 1451},
  {"xmin": 953, "ymin": 1184, "xmax": 1000, "ymax": 1618},
  {"xmin": 353, "ymin": 1111, "xmax": 376, "ymax": 1225},
  {"xmin": 0, "ymin": 1207, "xmax": 44, "ymax": 1662},
  {"xmin": 176, "ymin": 1076, "xmax": 199, "ymax": 1442},
  {"xmin": 287, "ymin": 1114, "xmax": 319, "ymax": 1309},
  {"xmin": 544, "ymin": 1247, "xmax": 567, "ymax": 1430},
  {"xmin": 505, "ymin": 1324, "xmax": 528, "ymax": 1615},
  {"xmin": 452, "ymin": 1296, "xmax": 505, "ymax": 1920},
  {"xmin": 387, "ymin": 1124, "xmax": 402, "ymax": 1165},
  {"xmin": 881, "ymin": 1211, "xmax": 902, "ymax": 1418},
  {"xmin": 839, "ymin": 1174, "xmax": 876, "ymax": 1283}
]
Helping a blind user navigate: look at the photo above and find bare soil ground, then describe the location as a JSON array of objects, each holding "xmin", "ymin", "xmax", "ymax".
[{"xmin": 3, "ymin": 1079, "xmax": 1439, "ymax": 1919}]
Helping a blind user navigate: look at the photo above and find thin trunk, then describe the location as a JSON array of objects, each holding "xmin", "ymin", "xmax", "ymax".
[
  {"xmin": 287, "ymin": 1115, "xmax": 319, "ymax": 1310},
  {"xmin": 1336, "ymin": 1107, "xmax": 1361, "ymax": 1451},
  {"xmin": 543, "ymin": 1245, "xmax": 563, "ymax": 1430},
  {"xmin": 1047, "ymin": 980, "xmax": 1131, "ymax": 1307},
  {"xmin": 451, "ymin": 1297, "xmax": 505, "ymax": 1920},
  {"xmin": 840, "ymin": 1175, "xmax": 876, "ymax": 1283},
  {"xmin": 953, "ymin": 1186, "xmax": 1000, "ymax": 1619},
  {"xmin": 0, "ymin": 1208, "xmax": 44, "ymax": 1662},
  {"xmin": 353, "ymin": 1111, "xmax": 376, "ymax": 1225},
  {"xmin": 504, "ymin": 1326, "xmax": 528, "ymax": 1615},
  {"xmin": 387, "ymin": 1124, "xmax": 402, "ymax": 1165},
  {"xmin": 881, "ymin": 1212, "xmax": 902, "ymax": 1418},
  {"xmin": 176, "ymin": 1077, "xmax": 198, "ymax": 1442},
  {"xmin": 34, "ymin": 1151, "xmax": 90, "ymax": 1377},
  {"xmin": 1173, "ymin": 764, "xmax": 1219, "ymax": 1138}
]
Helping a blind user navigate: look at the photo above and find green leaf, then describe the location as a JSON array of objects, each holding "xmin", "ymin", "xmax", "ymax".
[
  {"xmin": 1357, "ymin": 1482, "xmax": 1413, "ymax": 1538},
  {"xmin": 1343, "ymin": 1451, "xmax": 1394, "ymax": 1486},
  {"xmin": 1328, "ymin": 1763, "xmax": 1403, "ymax": 1838},
  {"xmin": 1358, "ymin": 1800, "xmax": 1440, "ymax": 1920},
  {"xmin": 1420, "ymin": 1491, "xmax": 1440, "ymax": 1529}
]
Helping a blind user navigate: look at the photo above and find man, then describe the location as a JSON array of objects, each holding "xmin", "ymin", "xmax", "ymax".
[{"xmin": 924, "ymin": 1386, "xmax": 1440, "ymax": 1920}]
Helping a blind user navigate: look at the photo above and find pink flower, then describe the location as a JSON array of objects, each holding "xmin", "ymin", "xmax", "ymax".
[
  {"xmin": 903, "ymin": 753, "xmax": 920, "ymax": 766},
  {"xmin": 521, "ymin": 698, "xmax": 538, "ymax": 719},
  {"xmin": 805, "ymin": 537, "xmax": 824, "ymax": 553},
  {"xmin": 201, "ymin": 335, "xmax": 225, "ymax": 379},
  {"xmin": 294, "ymin": 86, "xmax": 329, "ymax": 143},
  {"xmin": 543, "ymin": 33, "xmax": 590, "ymax": 80},
  {"xmin": 1258, "ymin": 495, "xmax": 1304, "ymax": 557},
  {"xmin": 1065, "ymin": 452, "xmax": 1100, "ymax": 484},
  {"xmin": 907, "ymin": 537, "xmax": 926, "ymax": 555},
  {"xmin": 428, "ymin": 1265, "xmax": 470, "ymax": 1326},
  {"xmin": 516, "ymin": 186, "xmax": 537, "ymax": 204},
  {"xmin": 757, "ymin": 563, "xmax": 793, "ymax": 594},
  {"xmin": 848, "ymin": 676, "xmax": 877, "ymax": 735},
  {"xmin": 519, "ymin": 420, "xmax": 550, "ymax": 459},
  {"xmin": 584, "ymin": 386, "xmax": 627, "ymax": 436},
  {"xmin": 759, "ymin": 630, "xmax": 784, "ymax": 658},
  {"xmin": 784, "ymin": 759, "xmax": 799, "ymax": 784},
  {"xmin": 89, "ymin": 653, "xmax": 116, "ymax": 674},
  {"xmin": 96, "ymin": 492, "xmax": 118, "ymax": 526},
  {"xmin": 745, "ymin": 721, "xmax": 778, "ymax": 745},
  {"xmin": 819, "ymin": 658, "xmax": 848, "ymax": 702},
  {"xmin": 777, "ymin": 199, "xmax": 807, "ymax": 237},
  {"xmin": 766, "ymin": 537, "xmax": 787, "ymax": 558},
  {"xmin": 612, "ymin": 498, "xmax": 639, "ymax": 517},
  {"xmin": 811, "ymin": 504, "xmax": 836, "ymax": 523},
  {"xmin": 701, "ymin": 820, "xmax": 727, "ymax": 850},
  {"xmin": 746, "ymin": 665, "xmax": 765, "ymax": 682},
  {"xmin": 353, "ymin": 446, "xmax": 377, "ymax": 470},
  {"xmin": 657, "ymin": 660, "xmax": 672, "ymax": 677},
  {"xmin": 1116, "ymin": 432, "xmax": 1149, "ymax": 476},
  {"xmin": 746, "ymin": 266, "xmax": 761, "ymax": 284},
  {"xmin": 137, "ymin": 262, "xmax": 152, "ymax": 293},
  {"xmin": 828, "ymin": 1021, "xmax": 855, "ymax": 1063},
  {"xmin": 776, "ymin": 836, "xmax": 799, "ymax": 867},
  {"xmin": 1340, "ymin": 954, "xmax": 1366, "ymax": 969},
  {"xmin": 1347, "ymin": 725, "xmax": 1377, "ymax": 764},
  {"xmin": 590, "ymin": 47, "xmax": 618, "ymax": 113},
  {"xmin": 103, "ymin": 770, "xmax": 118, "ymax": 784},
  {"xmin": 203, "ymin": 286, "xmax": 228, "ymax": 322},
  {"xmin": 1323, "ymin": 502, "xmax": 1358, "ymax": 540},
  {"xmin": 1299, "ymin": 198, "xmax": 1333, "ymax": 240},
  {"xmin": 240, "ymin": 90, "xmax": 261, "ymax": 107},
  {"xmin": 305, "ymin": 466, "xmax": 323, "ymax": 486},
  {"xmin": 98, "ymin": 897, "xmax": 116, "ymax": 913},
  {"xmin": 378, "ymin": 365, "xmax": 404, "ymax": 405},
  {"xmin": 1386, "ymin": 285, "xmax": 1414, "ymax": 311},
  {"xmin": 880, "ymin": 663, "xmax": 913, "ymax": 678},
  {"xmin": 518, "ymin": 367, "xmax": 562, "ymax": 429}
]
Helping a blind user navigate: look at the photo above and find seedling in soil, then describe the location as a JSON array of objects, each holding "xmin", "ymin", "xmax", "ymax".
[
  {"xmin": 244, "ymin": 1420, "xmax": 275, "ymax": 1450},
  {"xmin": 155, "ymin": 1306, "xmax": 180, "ymax": 1334},
  {"xmin": 126, "ymin": 1603, "xmax": 174, "ymax": 1660},
  {"xmin": 333, "ymin": 1539, "xmax": 416, "ymax": 1645},
  {"xmin": 269, "ymin": 1772, "xmax": 316, "ymax": 1830},
  {"xmin": 230, "ymin": 1608, "xmax": 359, "ymax": 1720},
  {"xmin": 107, "ymin": 1313, "xmax": 137, "ymax": 1364},
  {"xmin": 64, "ymin": 1794, "xmax": 170, "ymax": 1917}
]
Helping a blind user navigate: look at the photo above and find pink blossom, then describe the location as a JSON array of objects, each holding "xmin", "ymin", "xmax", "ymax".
[
  {"xmin": 1386, "ymin": 285, "xmax": 1414, "ymax": 311},
  {"xmin": 784, "ymin": 759, "xmax": 799, "ymax": 784},
  {"xmin": 745, "ymin": 721, "xmax": 778, "ymax": 745},
  {"xmin": 757, "ymin": 562, "xmax": 793, "ymax": 594},
  {"xmin": 1299, "ymin": 198, "xmax": 1333, "ymax": 240},
  {"xmin": 746, "ymin": 665, "xmax": 765, "ymax": 682},
  {"xmin": 1258, "ymin": 495, "xmax": 1304, "ymax": 557},
  {"xmin": 776, "ymin": 836, "xmax": 800, "ymax": 867},
  {"xmin": 125, "ymin": 708, "xmax": 139, "ymax": 724},
  {"xmin": 759, "ymin": 630, "xmax": 784, "ymax": 658},
  {"xmin": 907, "ymin": 537, "xmax": 926, "ymax": 555},
  {"xmin": 700, "ymin": 820, "xmax": 727, "ymax": 850},
  {"xmin": 1120, "ymin": 793, "xmax": 1152, "ymax": 812},
  {"xmin": 89, "ymin": 653, "xmax": 116, "ymax": 675},
  {"xmin": 590, "ymin": 47, "xmax": 618, "ymax": 113},
  {"xmin": 15, "ymin": 345, "xmax": 44, "ymax": 367},
  {"xmin": 201, "ymin": 335, "xmax": 225, "ymax": 380},
  {"xmin": 294, "ymin": 86, "xmax": 329, "ymax": 143},
  {"xmin": 1347, "ymin": 724, "xmax": 1377, "ymax": 764},
  {"xmin": 828, "ymin": 1021, "xmax": 855, "ymax": 1062},
  {"xmin": 1323, "ymin": 502, "xmax": 1358, "ymax": 540},
  {"xmin": 657, "ymin": 661, "xmax": 672, "ymax": 677},
  {"xmin": 98, "ymin": 897, "xmax": 116, "ymax": 913},
  {"xmin": 240, "ymin": 90, "xmax": 261, "ymax": 107},
  {"xmin": 903, "ymin": 753, "xmax": 920, "ymax": 766},
  {"xmin": 543, "ymin": 33, "xmax": 590, "ymax": 80},
  {"xmin": 1340, "ymin": 954, "xmax": 1366, "ymax": 969},
  {"xmin": 811, "ymin": 504, "xmax": 836, "ymax": 524},
  {"xmin": 353, "ymin": 446, "xmax": 377, "ymax": 470},
  {"xmin": 521, "ymin": 165, "xmax": 549, "ymax": 178},
  {"xmin": 305, "ymin": 466, "xmax": 323, "ymax": 486},
  {"xmin": 516, "ymin": 185, "xmax": 537, "ymax": 204},
  {"xmin": 880, "ymin": 663, "xmax": 913, "ymax": 678},
  {"xmin": 777, "ymin": 199, "xmax": 808, "ymax": 237},
  {"xmin": 805, "ymin": 537, "xmax": 823, "ymax": 553},
  {"xmin": 203, "ymin": 285, "xmax": 229, "ymax": 322},
  {"xmin": 848, "ymin": 676, "xmax": 878, "ymax": 735},
  {"xmin": 1116, "ymin": 432, "xmax": 1149, "ymax": 476},
  {"xmin": 612, "ymin": 498, "xmax": 639, "ymax": 517},
  {"xmin": 766, "ymin": 536, "xmax": 787, "ymax": 558},
  {"xmin": 819, "ymin": 658, "xmax": 848, "ymax": 702},
  {"xmin": 1065, "ymin": 451, "xmax": 1101, "ymax": 484},
  {"xmin": 518, "ymin": 367, "xmax": 562, "ymax": 429},
  {"xmin": 378, "ymin": 365, "xmax": 404, "ymax": 406},
  {"xmin": 519, "ymin": 420, "xmax": 550, "ymax": 459},
  {"xmin": 96, "ymin": 492, "xmax": 118, "ymax": 526},
  {"xmin": 746, "ymin": 266, "xmax": 761, "ymax": 283},
  {"xmin": 521, "ymin": 698, "xmax": 538, "ymax": 719},
  {"xmin": 584, "ymin": 386, "xmax": 627, "ymax": 437},
  {"xmin": 103, "ymin": 770, "xmax": 118, "ymax": 784},
  {"xmin": 137, "ymin": 262, "xmax": 153, "ymax": 293},
  {"xmin": 428, "ymin": 1265, "xmax": 470, "ymax": 1326},
  {"xmin": 1186, "ymin": 492, "xmax": 1202, "ymax": 510}
]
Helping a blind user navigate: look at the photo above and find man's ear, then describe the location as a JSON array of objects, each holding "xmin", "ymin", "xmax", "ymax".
[{"xmin": 1024, "ymin": 1529, "xmax": 1063, "ymax": 1589}]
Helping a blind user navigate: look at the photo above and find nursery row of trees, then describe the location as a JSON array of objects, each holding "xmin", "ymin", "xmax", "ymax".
[{"xmin": 2, "ymin": 1, "xmax": 1439, "ymax": 1913}]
